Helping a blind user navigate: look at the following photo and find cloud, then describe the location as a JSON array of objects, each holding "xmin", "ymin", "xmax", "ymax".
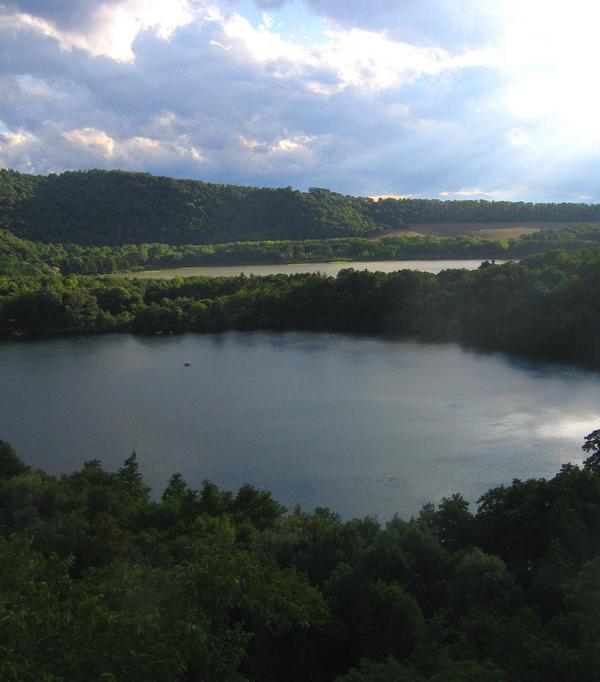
[
  {"xmin": 438, "ymin": 188, "xmax": 503, "ymax": 198},
  {"xmin": 254, "ymin": 0, "xmax": 287, "ymax": 8},
  {"xmin": 1, "ymin": 0, "xmax": 600, "ymax": 202},
  {"xmin": 5, "ymin": 0, "xmax": 122, "ymax": 32},
  {"xmin": 2, "ymin": 0, "xmax": 196, "ymax": 62},
  {"xmin": 61, "ymin": 126, "xmax": 206, "ymax": 166},
  {"xmin": 270, "ymin": 135, "xmax": 314, "ymax": 153},
  {"xmin": 437, "ymin": 184, "xmax": 540, "ymax": 201},
  {"xmin": 0, "ymin": 128, "xmax": 36, "ymax": 148},
  {"xmin": 504, "ymin": 128, "xmax": 530, "ymax": 148},
  {"xmin": 0, "ymin": 125, "xmax": 41, "ymax": 172},
  {"xmin": 0, "ymin": 116, "xmax": 206, "ymax": 174},
  {"xmin": 252, "ymin": 0, "xmax": 504, "ymax": 49},
  {"xmin": 63, "ymin": 127, "xmax": 115, "ymax": 157},
  {"xmin": 369, "ymin": 194, "xmax": 412, "ymax": 200},
  {"xmin": 216, "ymin": 9, "xmax": 490, "ymax": 94}
]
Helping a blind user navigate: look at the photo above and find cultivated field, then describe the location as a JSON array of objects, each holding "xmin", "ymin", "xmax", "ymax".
[{"xmin": 373, "ymin": 221, "xmax": 596, "ymax": 239}]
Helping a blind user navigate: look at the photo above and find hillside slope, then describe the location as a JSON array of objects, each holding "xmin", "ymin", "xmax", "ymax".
[
  {"xmin": 0, "ymin": 169, "xmax": 377, "ymax": 245},
  {"xmin": 4, "ymin": 168, "xmax": 600, "ymax": 246}
]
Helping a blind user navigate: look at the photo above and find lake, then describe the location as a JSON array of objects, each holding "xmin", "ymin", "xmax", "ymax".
[
  {"xmin": 126, "ymin": 259, "xmax": 507, "ymax": 279},
  {"xmin": 1, "ymin": 332, "xmax": 598, "ymax": 520}
]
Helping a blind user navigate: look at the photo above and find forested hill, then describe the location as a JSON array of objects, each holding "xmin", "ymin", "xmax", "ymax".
[
  {"xmin": 0, "ymin": 169, "xmax": 377, "ymax": 245},
  {"xmin": 4, "ymin": 168, "xmax": 600, "ymax": 245}
]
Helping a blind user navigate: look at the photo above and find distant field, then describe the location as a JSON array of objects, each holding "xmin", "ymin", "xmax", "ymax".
[
  {"xmin": 374, "ymin": 221, "xmax": 598, "ymax": 239},
  {"xmin": 472, "ymin": 226, "xmax": 542, "ymax": 239}
]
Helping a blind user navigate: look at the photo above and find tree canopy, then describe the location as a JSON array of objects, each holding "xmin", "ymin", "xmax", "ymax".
[
  {"xmin": 4, "ymin": 168, "xmax": 600, "ymax": 246},
  {"xmin": 3, "ymin": 248, "xmax": 600, "ymax": 366},
  {"xmin": 1, "ymin": 432, "xmax": 600, "ymax": 680}
]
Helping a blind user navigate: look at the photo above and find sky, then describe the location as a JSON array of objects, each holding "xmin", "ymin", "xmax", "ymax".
[{"xmin": 1, "ymin": 0, "xmax": 600, "ymax": 201}]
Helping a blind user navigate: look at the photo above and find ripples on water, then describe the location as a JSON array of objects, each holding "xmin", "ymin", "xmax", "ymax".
[{"xmin": 0, "ymin": 331, "xmax": 597, "ymax": 519}]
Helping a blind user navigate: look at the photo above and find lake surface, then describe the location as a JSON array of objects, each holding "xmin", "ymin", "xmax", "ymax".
[
  {"xmin": 127, "ymin": 259, "xmax": 507, "ymax": 279},
  {"xmin": 1, "ymin": 332, "xmax": 598, "ymax": 520}
]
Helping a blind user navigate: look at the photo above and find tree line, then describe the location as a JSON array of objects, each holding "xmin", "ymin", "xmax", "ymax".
[
  {"xmin": 1, "ymin": 429, "xmax": 600, "ymax": 680},
  {"xmin": 0, "ymin": 229, "xmax": 515, "ymax": 277},
  {"xmin": 6, "ymin": 224, "xmax": 600, "ymax": 278},
  {"xmin": 2, "ymin": 248, "xmax": 600, "ymax": 366},
  {"xmin": 4, "ymin": 168, "xmax": 600, "ymax": 246}
]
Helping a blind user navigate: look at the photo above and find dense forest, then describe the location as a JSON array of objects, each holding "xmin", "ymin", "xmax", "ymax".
[
  {"xmin": 2, "ymin": 248, "xmax": 600, "ymax": 366},
  {"xmin": 2, "ymin": 431, "xmax": 600, "ymax": 680},
  {"xmin": 0, "ymin": 229, "xmax": 518, "ymax": 277},
  {"xmin": 6, "ymin": 224, "xmax": 600, "ymax": 278},
  {"xmin": 4, "ymin": 168, "xmax": 600, "ymax": 246}
]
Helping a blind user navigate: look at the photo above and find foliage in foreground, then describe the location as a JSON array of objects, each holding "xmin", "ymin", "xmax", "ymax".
[{"xmin": 1, "ymin": 433, "xmax": 600, "ymax": 680}]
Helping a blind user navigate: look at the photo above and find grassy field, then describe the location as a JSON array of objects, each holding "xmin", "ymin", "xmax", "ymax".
[
  {"xmin": 472, "ymin": 226, "xmax": 542, "ymax": 239},
  {"xmin": 373, "ymin": 221, "xmax": 594, "ymax": 239}
]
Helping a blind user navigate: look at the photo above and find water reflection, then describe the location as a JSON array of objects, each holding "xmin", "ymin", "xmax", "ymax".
[{"xmin": 0, "ymin": 331, "xmax": 597, "ymax": 519}]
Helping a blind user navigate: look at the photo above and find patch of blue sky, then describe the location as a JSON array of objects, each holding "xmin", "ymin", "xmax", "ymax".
[
  {"xmin": 234, "ymin": 0, "xmax": 264, "ymax": 26},
  {"xmin": 237, "ymin": 0, "xmax": 328, "ymax": 45}
]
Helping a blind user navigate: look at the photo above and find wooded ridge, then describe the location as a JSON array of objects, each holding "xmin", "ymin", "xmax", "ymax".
[{"xmin": 4, "ymin": 168, "xmax": 600, "ymax": 245}]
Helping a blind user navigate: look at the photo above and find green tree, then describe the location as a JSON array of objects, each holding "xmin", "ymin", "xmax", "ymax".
[
  {"xmin": 582, "ymin": 428, "xmax": 600, "ymax": 473},
  {"xmin": 0, "ymin": 440, "xmax": 30, "ymax": 479}
]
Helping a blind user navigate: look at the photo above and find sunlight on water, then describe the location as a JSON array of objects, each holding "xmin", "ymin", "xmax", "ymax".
[
  {"xmin": 535, "ymin": 415, "xmax": 600, "ymax": 440},
  {"xmin": 1, "ymin": 332, "xmax": 598, "ymax": 519}
]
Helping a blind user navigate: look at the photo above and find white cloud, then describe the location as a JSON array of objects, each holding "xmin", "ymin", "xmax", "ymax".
[
  {"xmin": 218, "ymin": 10, "xmax": 491, "ymax": 94},
  {"xmin": 152, "ymin": 111, "xmax": 179, "ymax": 128},
  {"xmin": 496, "ymin": 0, "xmax": 600, "ymax": 150},
  {"xmin": 3, "ymin": 1, "xmax": 600, "ymax": 199},
  {"xmin": 232, "ymin": 131, "xmax": 322, "ymax": 177},
  {"xmin": 438, "ymin": 188, "xmax": 503, "ymax": 198},
  {"xmin": 437, "ymin": 185, "xmax": 535, "ymax": 200},
  {"xmin": 0, "ymin": 126, "xmax": 39, "ymax": 170},
  {"xmin": 238, "ymin": 133, "xmax": 315, "ymax": 155},
  {"xmin": 504, "ymin": 128, "xmax": 530, "ymax": 148},
  {"xmin": 0, "ymin": 128, "xmax": 37, "ymax": 154},
  {"xmin": 239, "ymin": 135, "xmax": 265, "ymax": 150},
  {"xmin": 260, "ymin": 11, "xmax": 274, "ymax": 31},
  {"xmin": 270, "ymin": 135, "xmax": 314, "ymax": 154},
  {"xmin": 61, "ymin": 127, "xmax": 205, "ymax": 165},
  {"xmin": 318, "ymin": 29, "xmax": 489, "ymax": 93},
  {"xmin": 128, "ymin": 136, "xmax": 161, "ymax": 151},
  {"xmin": 63, "ymin": 127, "xmax": 115, "ymax": 157},
  {"xmin": 222, "ymin": 12, "xmax": 309, "ymax": 72},
  {"xmin": 126, "ymin": 134, "xmax": 204, "ymax": 162},
  {"xmin": 368, "ymin": 194, "xmax": 412, "ymax": 200},
  {"xmin": 1, "ymin": 0, "xmax": 196, "ymax": 62}
]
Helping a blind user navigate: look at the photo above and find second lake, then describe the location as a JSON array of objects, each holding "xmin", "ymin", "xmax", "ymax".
[{"xmin": 125, "ymin": 259, "xmax": 507, "ymax": 279}]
